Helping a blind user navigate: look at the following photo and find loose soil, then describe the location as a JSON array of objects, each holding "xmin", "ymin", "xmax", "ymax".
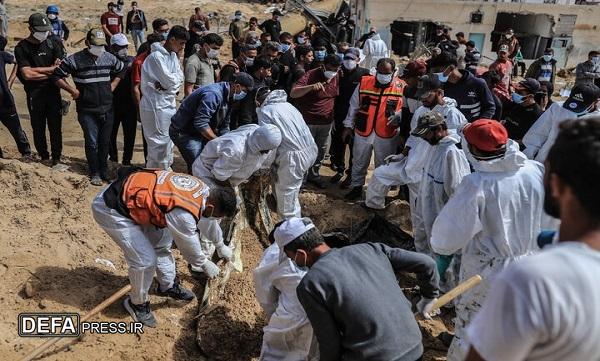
[{"xmin": 0, "ymin": 1, "xmax": 450, "ymax": 360}]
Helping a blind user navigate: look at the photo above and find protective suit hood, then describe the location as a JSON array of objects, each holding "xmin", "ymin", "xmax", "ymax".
[
  {"xmin": 150, "ymin": 41, "xmax": 167, "ymax": 55},
  {"xmin": 261, "ymin": 89, "xmax": 288, "ymax": 107},
  {"xmin": 371, "ymin": 33, "xmax": 381, "ymax": 41},
  {"xmin": 247, "ymin": 124, "xmax": 282, "ymax": 153},
  {"xmin": 463, "ymin": 138, "xmax": 526, "ymax": 173},
  {"xmin": 439, "ymin": 131, "xmax": 461, "ymax": 145},
  {"xmin": 434, "ymin": 97, "xmax": 458, "ymax": 111}
]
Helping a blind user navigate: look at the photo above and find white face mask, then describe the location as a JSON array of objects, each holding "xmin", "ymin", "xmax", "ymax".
[
  {"xmin": 505, "ymin": 34, "xmax": 512, "ymax": 39},
  {"xmin": 376, "ymin": 72, "xmax": 393, "ymax": 85},
  {"xmin": 33, "ymin": 31, "xmax": 49, "ymax": 42},
  {"xmin": 323, "ymin": 70, "xmax": 337, "ymax": 79},
  {"xmin": 89, "ymin": 45, "xmax": 105, "ymax": 57},
  {"xmin": 47, "ymin": 14, "xmax": 58, "ymax": 20},
  {"xmin": 207, "ymin": 48, "xmax": 219, "ymax": 59},
  {"xmin": 342, "ymin": 60, "xmax": 357, "ymax": 70}
]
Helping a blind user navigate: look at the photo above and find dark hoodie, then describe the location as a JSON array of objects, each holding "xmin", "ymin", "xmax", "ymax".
[{"xmin": 443, "ymin": 69, "xmax": 496, "ymax": 122}]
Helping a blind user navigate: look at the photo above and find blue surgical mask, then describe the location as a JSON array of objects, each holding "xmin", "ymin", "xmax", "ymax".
[
  {"xmin": 592, "ymin": 56, "xmax": 600, "ymax": 65},
  {"xmin": 279, "ymin": 43, "xmax": 291, "ymax": 53},
  {"xmin": 435, "ymin": 71, "xmax": 449, "ymax": 83},
  {"xmin": 336, "ymin": 52, "xmax": 344, "ymax": 61},
  {"xmin": 162, "ymin": 31, "xmax": 169, "ymax": 40},
  {"xmin": 511, "ymin": 92, "xmax": 525, "ymax": 104},
  {"xmin": 315, "ymin": 50, "xmax": 326, "ymax": 61},
  {"xmin": 542, "ymin": 55, "xmax": 552, "ymax": 62},
  {"xmin": 296, "ymin": 36, "xmax": 305, "ymax": 44},
  {"xmin": 233, "ymin": 90, "xmax": 247, "ymax": 101}
]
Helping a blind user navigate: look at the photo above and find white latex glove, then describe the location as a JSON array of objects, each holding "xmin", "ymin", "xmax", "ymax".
[
  {"xmin": 217, "ymin": 244, "xmax": 233, "ymax": 261},
  {"xmin": 201, "ymin": 260, "xmax": 221, "ymax": 279},
  {"xmin": 416, "ymin": 297, "xmax": 440, "ymax": 320},
  {"xmin": 384, "ymin": 154, "xmax": 404, "ymax": 165}
]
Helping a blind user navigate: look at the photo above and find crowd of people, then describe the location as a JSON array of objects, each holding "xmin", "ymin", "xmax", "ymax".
[{"xmin": 1, "ymin": 2, "xmax": 600, "ymax": 361}]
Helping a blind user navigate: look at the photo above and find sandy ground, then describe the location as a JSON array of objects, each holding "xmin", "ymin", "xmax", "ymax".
[{"xmin": 0, "ymin": 1, "xmax": 452, "ymax": 360}]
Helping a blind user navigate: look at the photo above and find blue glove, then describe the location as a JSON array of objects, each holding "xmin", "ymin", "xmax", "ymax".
[{"xmin": 435, "ymin": 254, "xmax": 453, "ymax": 282}]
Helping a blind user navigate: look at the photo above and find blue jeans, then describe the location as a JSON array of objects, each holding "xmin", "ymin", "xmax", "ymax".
[
  {"xmin": 78, "ymin": 111, "xmax": 113, "ymax": 177},
  {"xmin": 130, "ymin": 30, "xmax": 145, "ymax": 51},
  {"xmin": 169, "ymin": 125, "xmax": 204, "ymax": 173}
]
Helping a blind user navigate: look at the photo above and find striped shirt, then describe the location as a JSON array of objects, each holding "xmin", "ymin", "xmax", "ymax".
[{"xmin": 53, "ymin": 49, "xmax": 123, "ymax": 114}]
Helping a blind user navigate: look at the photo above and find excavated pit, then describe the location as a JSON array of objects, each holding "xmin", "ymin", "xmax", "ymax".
[{"xmin": 195, "ymin": 178, "xmax": 450, "ymax": 361}]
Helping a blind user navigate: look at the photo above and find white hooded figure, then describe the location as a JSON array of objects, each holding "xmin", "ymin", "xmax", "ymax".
[
  {"xmin": 430, "ymin": 120, "xmax": 544, "ymax": 361},
  {"xmin": 522, "ymin": 97, "xmax": 600, "ymax": 163},
  {"xmin": 140, "ymin": 41, "xmax": 184, "ymax": 169},
  {"xmin": 192, "ymin": 124, "xmax": 281, "ymax": 255},
  {"xmin": 411, "ymin": 113, "xmax": 471, "ymax": 246},
  {"xmin": 256, "ymin": 89, "xmax": 318, "ymax": 219},
  {"xmin": 253, "ymin": 242, "xmax": 318, "ymax": 361},
  {"xmin": 362, "ymin": 32, "xmax": 388, "ymax": 70},
  {"xmin": 192, "ymin": 124, "xmax": 282, "ymax": 188},
  {"xmin": 365, "ymin": 93, "xmax": 467, "ymax": 253}
]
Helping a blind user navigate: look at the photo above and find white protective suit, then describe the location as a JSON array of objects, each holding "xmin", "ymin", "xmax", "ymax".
[
  {"xmin": 418, "ymin": 132, "xmax": 470, "ymax": 242},
  {"xmin": 253, "ymin": 243, "xmax": 318, "ymax": 361},
  {"xmin": 192, "ymin": 124, "xmax": 281, "ymax": 255},
  {"xmin": 362, "ymin": 33, "xmax": 388, "ymax": 70},
  {"xmin": 522, "ymin": 101, "xmax": 600, "ymax": 162},
  {"xmin": 256, "ymin": 90, "xmax": 318, "ymax": 218},
  {"xmin": 140, "ymin": 42, "xmax": 184, "ymax": 169},
  {"xmin": 365, "ymin": 98, "xmax": 467, "ymax": 252},
  {"xmin": 430, "ymin": 139, "xmax": 544, "ymax": 361},
  {"xmin": 192, "ymin": 124, "xmax": 282, "ymax": 187},
  {"xmin": 92, "ymin": 186, "xmax": 220, "ymax": 305}
]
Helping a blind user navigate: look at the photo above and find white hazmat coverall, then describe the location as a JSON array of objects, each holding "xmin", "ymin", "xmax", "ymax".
[
  {"xmin": 256, "ymin": 90, "xmax": 318, "ymax": 218},
  {"xmin": 92, "ymin": 187, "xmax": 219, "ymax": 305},
  {"xmin": 522, "ymin": 101, "xmax": 600, "ymax": 162},
  {"xmin": 253, "ymin": 243, "xmax": 317, "ymax": 361},
  {"xmin": 192, "ymin": 124, "xmax": 281, "ymax": 254},
  {"xmin": 140, "ymin": 42, "xmax": 184, "ymax": 169},
  {"xmin": 362, "ymin": 33, "xmax": 388, "ymax": 70},
  {"xmin": 418, "ymin": 132, "xmax": 470, "ymax": 243},
  {"xmin": 192, "ymin": 124, "xmax": 282, "ymax": 187},
  {"xmin": 365, "ymin": 98, "xmax": 467, "ymax": 253},
  {"xmin": 430, "ymin": 139, "xmax": 544, "ymax": 361}
]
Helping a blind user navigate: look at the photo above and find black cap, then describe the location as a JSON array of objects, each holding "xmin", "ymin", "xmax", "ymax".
[
  {"xmin": 514, "ymin": 78, "xmax": 541, "ymax": 94},
  {"xmin": 28, "ymin": 13, "xmax": 52, "ymax": 32},
  {"xmin": 415, "ymin": 73, "xmax": 442, "ymax": 99},
  {"xmin": 233, "ymin": 72, "xmax": 255, "ymax": 91},
  {"xmin": 564, "ymin": 83, "xmax": 600, "ymax": 113},
  {"xmin": 273, "ymin": 9, "xmax": 283, "ymax": 16}
]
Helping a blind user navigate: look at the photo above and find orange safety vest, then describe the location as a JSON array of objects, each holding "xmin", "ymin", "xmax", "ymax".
[
  {"xmin": 355, "ymin": 76, "xmax": 405, "ymax": 138},
  {"xmin": 121, "ymin": 170, "xmax": 208, "ymax": 228}
]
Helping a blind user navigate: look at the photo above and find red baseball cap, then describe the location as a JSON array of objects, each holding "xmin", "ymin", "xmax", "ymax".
[
  {"xmin": 463, "ymin": 119, "xmax": 508, "ymax": 152},
  {"xmin": 401, "ymin": 60, "xmax": 427, "ymax": 79}
]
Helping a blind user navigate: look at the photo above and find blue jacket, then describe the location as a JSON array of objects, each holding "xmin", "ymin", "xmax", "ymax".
[
  {"xmin": 443, "ymin": 70, "xmax": 496, "ymax": 122},
  {"xmin": 171, "ymin": 82, "xmax": 231, "ymax": 137}
]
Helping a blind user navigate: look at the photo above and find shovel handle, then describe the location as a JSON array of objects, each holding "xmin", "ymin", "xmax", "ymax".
[{"xmin": 431, "ymin": 274, "xmax": 482, "ymax": 311}]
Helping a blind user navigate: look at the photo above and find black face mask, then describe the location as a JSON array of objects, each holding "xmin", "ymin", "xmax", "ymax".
[{"xmin": 543, "ymin": 175, "xmax": 560, "ymax": 218}]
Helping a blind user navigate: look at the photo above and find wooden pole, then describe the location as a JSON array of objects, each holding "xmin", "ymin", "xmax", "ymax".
[
  {"xmin": 431, "ymin": 275, "xmax": 482, "ymax": 311},
  {"xmin": 21, "ymin": 284, "xmax": 132, "ymax": 361}
]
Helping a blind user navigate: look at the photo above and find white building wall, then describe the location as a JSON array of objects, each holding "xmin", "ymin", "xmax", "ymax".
[{"xmin": 355, "ymin": 0, "xmax": 600, "ymax": 67}]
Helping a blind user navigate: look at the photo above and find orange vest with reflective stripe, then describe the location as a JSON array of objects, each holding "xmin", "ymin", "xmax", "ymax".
[
  {"xmin": 121, "ymin": 170, "xmax": 207, "ymax": 228},
  {"xmin": 355, "ymin": 76, "xmax": 405, "ymax": 138}
]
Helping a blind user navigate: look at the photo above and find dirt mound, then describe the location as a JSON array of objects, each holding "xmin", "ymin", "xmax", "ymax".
[
  {"xmin": 0, "ymin": 159, "xmax": 205, "ymax": 361},
  {"xmin": 197, "ymin": 228, "xmax": 267, "ymax": 361}
]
